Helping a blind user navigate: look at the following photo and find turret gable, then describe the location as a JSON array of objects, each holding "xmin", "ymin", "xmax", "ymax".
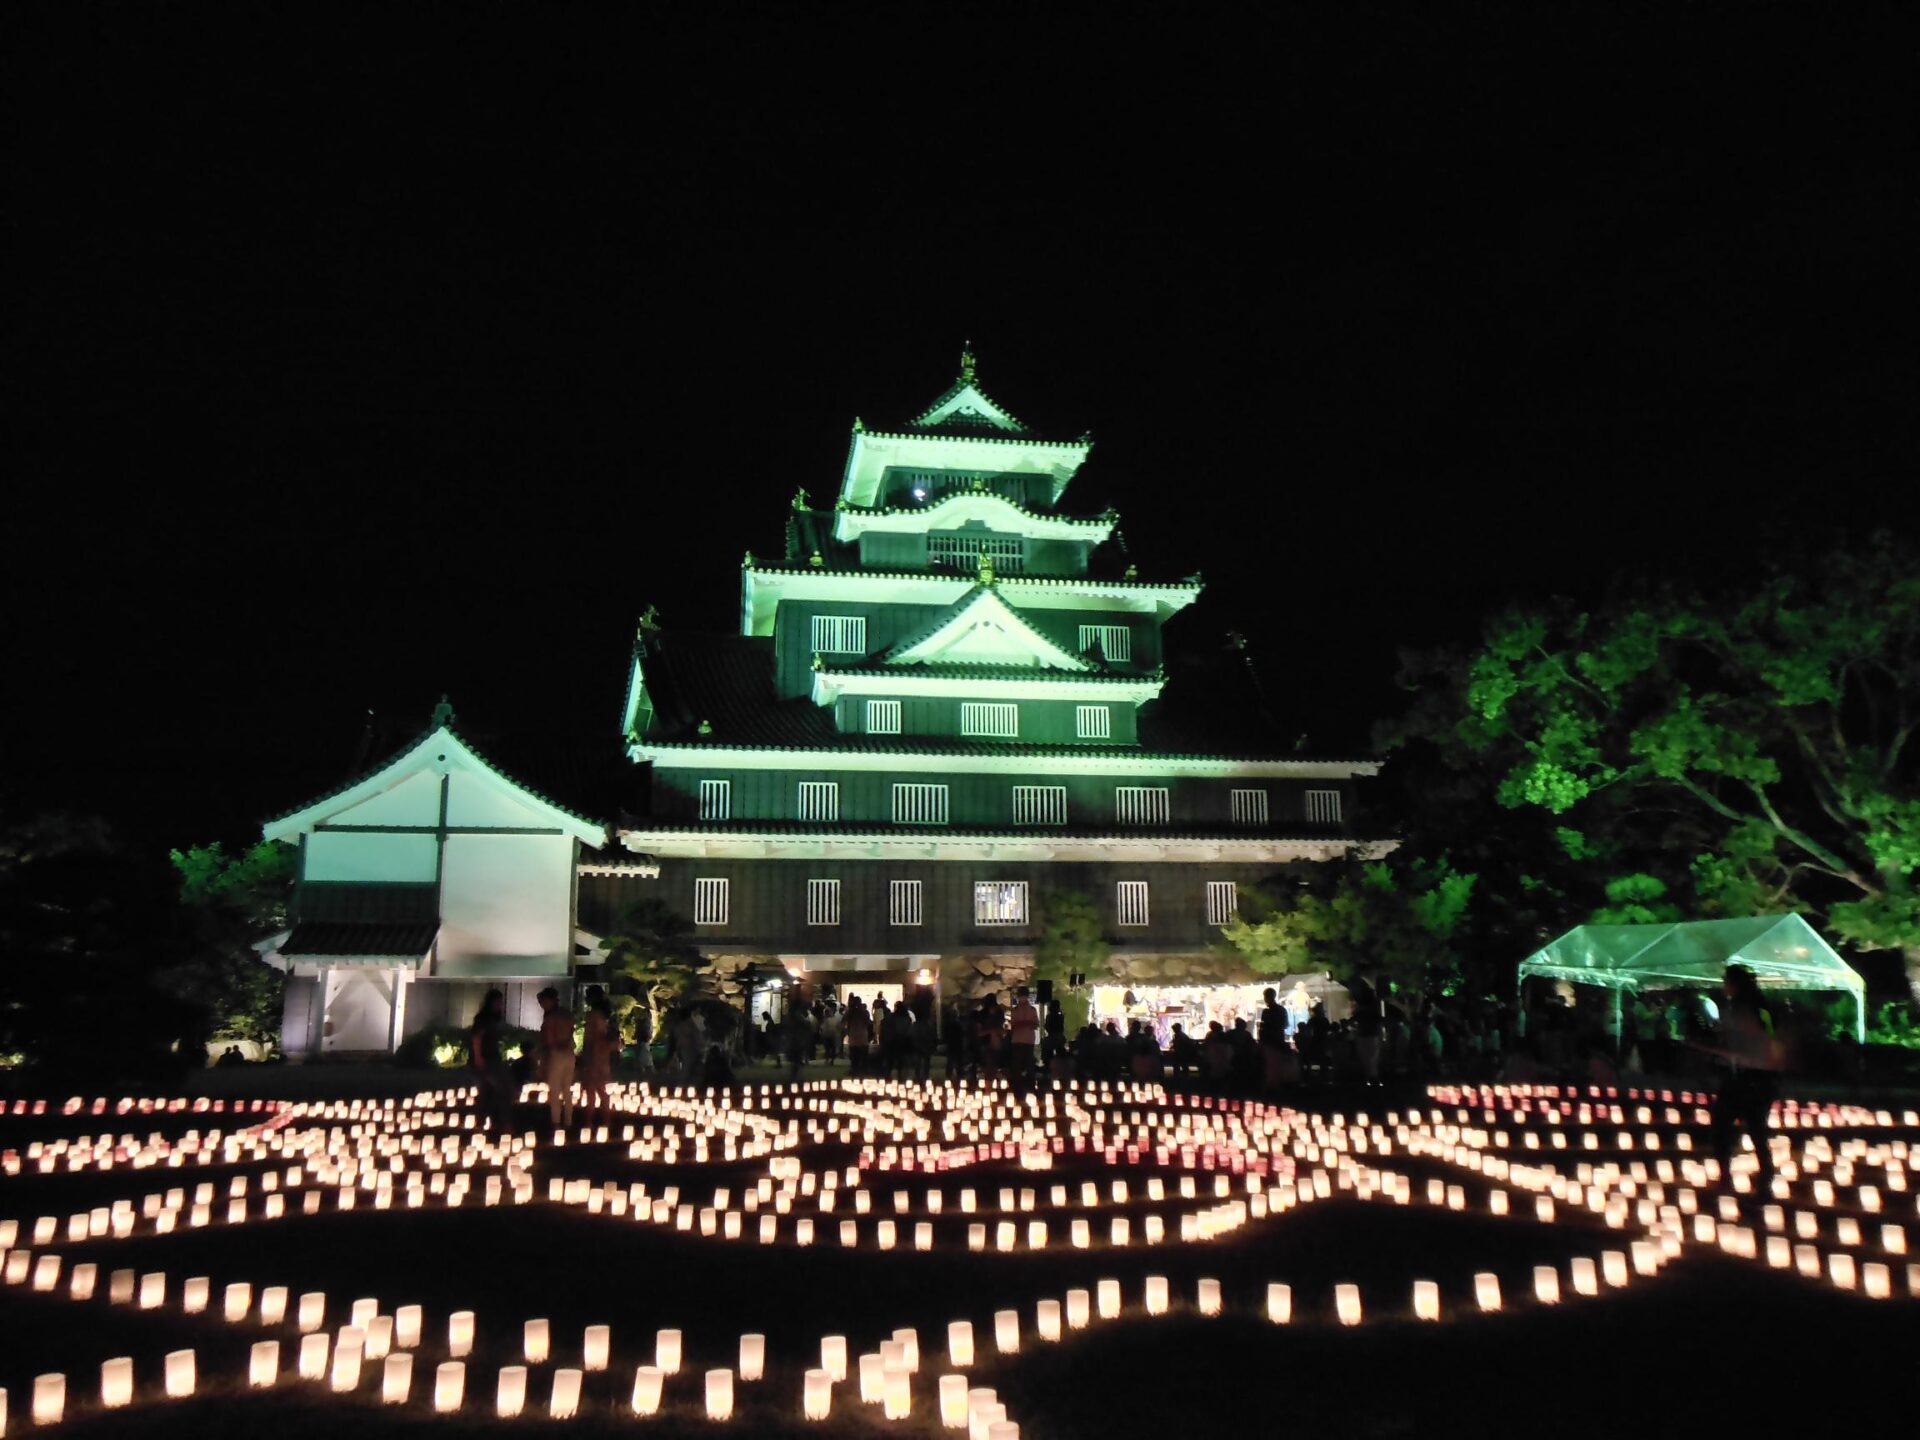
[{"xmin": 885, "ymin": 583, "xmax": 1095, "ymax": 671}]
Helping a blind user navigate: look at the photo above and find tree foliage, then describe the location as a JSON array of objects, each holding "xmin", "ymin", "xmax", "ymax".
[
  {"xmin": 1394, "ymin": 531, "xmax": 1920, "ymax": 995},
  {"xmin": 601, "ymin": 897, "xmax": 706, "ymax": 1021},
  {"xmin": 167, "ymin": 840, "xmax": 297, "ymax": 1048},
  {"xmin": 1220, "ymin": 856, "xmax": 1476, "ymax": 997},
  {"xmin": 1032, "ymin": 890, "xmax": 1110, "ymax": 1033}
]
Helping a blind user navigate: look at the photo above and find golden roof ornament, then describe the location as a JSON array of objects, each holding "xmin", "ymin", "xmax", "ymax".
[
  {"xmin": 977, "ymin": 549, "xmax": 995, "ymax": 585},
  {"xmin": 792, "ymin": 485, "xmax": 810, "ymax": 512},
  {"xmin": 741, "ymin": 549, "xmax": 755, "ymax": 568},
  {"xmin": 636, "ymin": 605, "xmax": 661, "ymax": 633},
  {"xmin": 697, "ymin": 719, "xmax": 713, "ymax": 735},
  {"xmin": 959, "ymin": 340, "xmax": 976, "ymax": 385},
  {"xmin": 809, "ymin": 550, "xmax": 824, "ymax": 568}
]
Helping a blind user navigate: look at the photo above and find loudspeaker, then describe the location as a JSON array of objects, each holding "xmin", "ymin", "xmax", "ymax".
[{"xmin": 1036, "ymin": 979, "xmax": 1054, "ymax": 1008}]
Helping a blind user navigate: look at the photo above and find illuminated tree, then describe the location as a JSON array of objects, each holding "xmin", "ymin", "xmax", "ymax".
[
  {"xmin": 167, "ymin": 840, "xmax": 296, "ymax": 1048},
  {"xmin": 1394, "ymin": 532, "xmax": 1920, "ymax": 998},
  {"xmin": 602, "ymin": 897, "xmax": 705, "ymax": 1030},
  {"xmin": 1219, "ymin": 856, "xmax": 1476, "ymax": 998},
  {"xmin": 1032, "ymin": 890, "xmax": 1109, "ymax": 1033}
]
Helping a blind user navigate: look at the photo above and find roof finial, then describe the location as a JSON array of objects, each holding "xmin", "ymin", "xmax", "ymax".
[
  {"xmin": 636, "ymin": 605, "xmax": 661, "ymax": 633},
  {"xmin": 959, "ymin": 340, "xmax": 976, "ymax": 385},
  {"xmin": 432, "ymin": 694, "xmax": 455, "ymax": 728},
  {"xmin": 977, "ymin": 548, "xmax": 995, "ymax": 585}
]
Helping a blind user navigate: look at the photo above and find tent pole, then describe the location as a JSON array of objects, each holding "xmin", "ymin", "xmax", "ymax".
[
  {"xmin": 1854, "ymin": 989, "xmax": 1866, "ymax": 1045},
  {"xmin": 1610, "ymin": 986, "xmax": 1624, "ymax": 1051}
]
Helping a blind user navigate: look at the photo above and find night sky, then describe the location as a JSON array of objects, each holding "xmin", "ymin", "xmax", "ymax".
[{"xmin": 9, "ymin": 4, "xmax": 1913, "ymax": 849}]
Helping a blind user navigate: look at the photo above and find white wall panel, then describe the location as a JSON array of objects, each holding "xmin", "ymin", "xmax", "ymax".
[
  {"xmin": 327, "ymin": 769, "xmax": 444, "ymax": 827},
  {"xmin": 437, "ymin": 833, "xmax": 572, "ymax": 976},
  {"xmin": 306, "ymin": 831, "xmax": 439, "ymax": 883}
]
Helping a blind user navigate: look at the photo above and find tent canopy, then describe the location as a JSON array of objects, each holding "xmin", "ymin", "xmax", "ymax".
[{"xmin": 1517, "ymin": 913, "xmax": 1864, "ymax": 1039}]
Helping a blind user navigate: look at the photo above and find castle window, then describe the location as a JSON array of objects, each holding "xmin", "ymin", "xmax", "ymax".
[
  {"xmin": 693, "ymin": 878, "xmax": 729, "ymax": 926},
  {"xmin": 1206, "ymin": 881, "xmax": 1239, "ymax": 927},
  {"xmin": 797, "ymin": 782, "xmax": 840, "ymax": 822},
  {"xmin": 1306, "ymin": 789, "xmax": 1343, "ymax": 824},
  {"xmin": 806, "ymin": 879, "xmax": 841, "ymax": 926},
  {"xmin": 866, "ymin": 699, "xmax": 902, "ymax": 735},
  {"xmin": 1076, "ymin": 705, "xmax": 1112, "ymax": 740},
  {"xmin": 960, "ymin": 702, "xmax": 1019, "ymax": 738},
  {"xmin": 928, "ymin": 534, "xmax": 1025, "ymax": 573},
  {"xmin": 1230, "ymin": 788, "xmax": 1269, "ymax": 825},
  {"xmin": 1116, "ymin": 881, "xmax": 1150, "ymax": 926},
  {"xmin": 698, "ymin": 779, "xmax": 731, "ymax": 822},
  {"xmin": 1012, "ymin": 785, "xmax": 1067, "ymax": 826},
  {"xmin": 893, "ymin": 783, "xmax": 950, "ymax": 825},
  {"xmin": 974, "ymin": 881, "xmax": 1029, "ymax": 925},
  {"xmin": 889, "ymin": 880, "xmax": 924, "ymax": 926},
  {"xmin": 1114, "ymin": 786, "xmax": 1170, "ymax": 825},
  {"xmin": 810, "ymin": 615, "xmax": 867, "ymax": 655},
  {"xmin": 1078, "ymin": 624, "xmax": 1132, "ymax": 663}
]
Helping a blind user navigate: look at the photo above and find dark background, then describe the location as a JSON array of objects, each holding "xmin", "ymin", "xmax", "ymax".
[{"xmin": 7, "ymin": 2, "xmax": 1913, "ymax": 849}]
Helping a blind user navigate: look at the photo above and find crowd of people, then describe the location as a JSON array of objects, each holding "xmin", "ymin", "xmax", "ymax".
[{"xmin": 464, "ymin": 968, "xmax": 1830, "ymax": 1157}]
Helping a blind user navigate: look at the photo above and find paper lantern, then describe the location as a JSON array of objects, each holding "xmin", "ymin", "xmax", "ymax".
[
  {"xmin": 893, "ymin": 1329, "xmax": 919, "ymax": 1372},
  {"xmin": 395, "ymin": 1304, "xmax": 423, "ymax": 1349},
  {"xmin": 525, "ymin": 1318, "xmax": 550, "ymax": 1364},
  {"xmin": 1145, "ymin": 1276, "xmax": 1169, "ymax": 1316},
  {"xmin": 108, "ymin": 1267, "xmax": 135, "ymax": 1304},
  {"xmin": 968, "ymin": 1224, "xmax": 987, "ymax": 1252},
  {"xmin": 139, "ymin": 1272, "xmax": 166, "ymax": 1310},
  {"xmin": 967, "ymin": 1390, "xmax": 1000, "ymax": 1440},
  {"xmin": 449, "ymin": 1311, "xmax": 476, "ymax": 1358},
  {"xmin": 1795, "ymin": 1244, "xmax": 1821, "ymax": 1278},
  {"xmin": 1631, "ymin": 1241, "xmax": 1659, "ymax": 1276},
  {"xmin": 224, "ymin": 1282, "xmax": 252, "ymax": 1323},
  {"xmin": 250, "ymin": 1340, "xmax": 280, "ymax": 1388},
  {"xmin": 550, "ymin": 1368, "xmax": 582, "ymax": 1420},
  {"xmin": 859, "ymin": 1353, "xmax": 884, "ymax": 1404},
  {"xmin": 1098, "ymin": 1278, "xmax": 1122, "ymax": 1319},
  {"xmin": 332, "ymin": 1328, "xmax": 365, "ymax": 1392},
  {"xmin": 1829, "ymin": 1254, "xmax": 1857, "ymax": 1290},
  {"xmin": 101, "ymin": 1357, "xmax": 134, "ymax": 1408},
  {"xmin": 32, "ymin": 1374, "xmax": 65, "ymax": 1425},
  {"xmin": 994, "ymin": 1309, "xmax": 1020, "ymax": 1354},
  {"xmin": 822, "ymin": 1335, "xmax": 848, "ymax": 1381},
  {"xmin": 299, "ymin": 1332, "xmax": 331, "ymax": 1380},
  {"xmin": 497, "ymin": 1365, "xmax": 528, "ymax": 1418},
  {"xmin": 1413, "ymin": 1280, "xmax": 1440, "ymax": 1320},
  {"xmin": 69, "ymin": 1262, "xmax": 96, "ymax": 1301},
  {"xmin": 797, "ymin": 1218, "xmax": 815, "ymax": 1246},
  {"xmin": 656, "ymin": 1327, "xmax": 683, "ymax": 1373},
  {"xmin": 361, "ymin": 1348, "xmax": 404, "ymax": 1405},
  {"xmin": 351, "ymin": 1297, "xmax": 378, "ymax": 1329},
  {"xmin": 1602, "ymin": 1251, "xmax": 1630, "ymax": 1287},
  {"xmin": 940, "ymin": 1373, "xmax": 970, "ymax": 1429},
  {"xmin": 1334, "ymin": 1283, "xmax": 1362, "ymax": 1326},
  {"xmin": 737, "ymin": 1333, "xmax": 765, "ymax": 1382},
  {"xmin": 1534, "ymin": 1266, "xmax": 1561, "ymax": 1304},
  {"xmin": 1196, "ymin": 1279, "xmax": 1222, "ymax": 1317},
  {"xmin": 1071, "ymin": 1219, "xmax": 1090, "ymax": 1249},
  {"xmin": 298, "ymin": 1290, "xmax": 326, "ymax": 1333},
  {"xmin": 803, "ymin": 1367, "xmax": 833, "ymax": 1421},
  {"xmin": 164, "ymin": 1349, "xmax": 195, "ymax": 1398},
  {"xmin": 1066, "ymin": 1288, "xmax": 1091, "ymax": 1330},
  {"xmin": 988, "ymin": 1422, "xmax": 1020, "ymax": 1440},
  {"xmin": 631, "ymin": 1365, "xmax": 664, "ymax": 1417},
  {"xmin": 434, "ymin": 1361, "xmax": 465, "ymax": 1413},
  {"xmin": 949, "ymin": 1320, "xmax": 975, "ymax": 1366},
  {"xmin": 1267, "ymin": 1282, "xmax": 1292, "ymax": 1324},
  {"xmin": 1037, "ymin": 1299, "xmax": 1063, "ymax": 1339},
  {"xmin": 883, "ymin": 1364, "xmax": 911, "ymax": 1419},
  {"xmin": 1111, "ymin": 1217, "xmax": 1131, "ymax": 1246},
  {"xmin": 32, "ymin": 1255, "xmax": 61, "ymax": 1293}
]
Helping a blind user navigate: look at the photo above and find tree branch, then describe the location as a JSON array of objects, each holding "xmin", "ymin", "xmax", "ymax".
[{"xmin": 1740, "ymin": 779, "xmax": 1870, "ymax": 890}]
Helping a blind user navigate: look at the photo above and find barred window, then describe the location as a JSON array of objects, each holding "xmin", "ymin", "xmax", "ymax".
[
  {"xmin": 1012, "ymin": 785, "xmax": 1067, "ymax": 826},
  {"xmin": 1116, "ymin": 881, "xmax": 1150, "ymax": 926},
  {"xmin": 698, "ymin": 779, "xmax": 731, "ymax": 822},
  {"xmin": 893, "ymin": 783, "xmax": 950, "ymax": 825},
  {"xmin": 1206, "ymin": 881, "xmax": 1238, "ymax": 927},
  {"xmin": 1114, "ymin": 786, "xmax": 1171, "ymax": 825},
  {"xmin": 974, "ymin": 881, "xmax": 1029, "ymax": 925},
  {"xmin": 1076, "ymin": 705, "xmax": 1112, "ymax": 740},
  {"xmin": 1230, "ymin": 788, "xmax": 1269, "ymax": 826},
  {"xmin": 1306, "ymin": 789, "xmax": 1343, "ymax": 824},
  {"xmin": 1078, "ymin": 624, "xmax": 1132, "ymax": 662},
  {"xmin": 889, "ymin": 879, "xmax": 924, "ymax": 927},
  {"xmin": 693, "ymin": 878, "xmax": 729, "ymax": 926},
  {"xmin": 806, "ymin": 879, "xmax": 841, "ymax": 926},
  {"xmin": 866, "ymin": 699, "xmax": 902, "ymax": 735},
  {"xmin": 960, "ymin": 702, "xmax": 1019, "ymax": 738},
  {"xmin": 927, "ymin": 533, "xmax": 1025, "ymax": 573},
  {"xmin": 810, "ymin": 614, "xmax": 867, "ymax": 655},
  {"xmin": 797, "ymin": 781, "xmax": 840, "ymax": 822}
]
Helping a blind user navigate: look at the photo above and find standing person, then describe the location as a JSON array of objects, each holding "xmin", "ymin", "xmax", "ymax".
[
  {"xmin": 1704, "ymin": 965, "xmax": 1784, "ymax": 1197},
  {"xmin": 578, "ymin": 986, "xmax": 616, "ymax": 1127},
  {"xmin": 784, "ymin": 1001, "xmax": 812, "ymax": 1083},
  {"xmin": 822, "ymin": 1001, "xmax": 845, "ymax": 1065},
  {"xmin": 630, "ymin": 1000, "xmax": 656, "ymax": 1075},
  {"xmin": 1259, "ymin": 988, "xmax": 1289, "ymax": 1091},
  {"xmin": 469, "ymin": 989, "xmax": 517, "ymax": 1133},
  {"xmin": 1008, "ymin": 987, "xmax": 1040, "ymax": 1091},
  {"xmin": 535, "ymin": 987, "xmax": 577, "ymax": 1131},
  {"xmin": 845, "ymin": 995, "xmax": 872, "ymax": 1076}
]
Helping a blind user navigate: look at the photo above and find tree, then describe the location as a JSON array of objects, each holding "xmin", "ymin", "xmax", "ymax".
[
  {"xmin": 1219, "ymin": 856, "xmax": 1476, "ymax": 999},
  {"xmin": 1396, "ymin": 532, "xmax": 1920, "ymax": 997},
  {"xmin": 1032, "ymin": 890, "xmax": 1110, "ymax": 1034},
  {"xmin": 601, "ymin": 897, "xmax": 706, "ymax": 1030},
  {"xmin": 167, "ymin": 840, "xmax": 296, "ymax": 1048}
]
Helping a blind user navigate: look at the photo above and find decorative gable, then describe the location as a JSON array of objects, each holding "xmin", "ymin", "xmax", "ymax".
[{"xmin": 887, "ymin": 587, "xmax": 1091, "ymax": 670}]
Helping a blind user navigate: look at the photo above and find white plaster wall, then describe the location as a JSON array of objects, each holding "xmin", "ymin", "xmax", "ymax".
[
  {"xmin": 328, "ymin": 769, "xmax": 443, "ymax": 827},
  {"xmin": 305, "ymin": 830, "xmax": 439, "ymax": 883},
  {"xmin": 323, "ymin": 969, "xmax": 395, "ymax": 1051},
  {"xmin": 445, "ymin": 770, "xmax": 554, "ymax": 829},
  {"xmin": 437, "ymin": 833, "xmax": 572, "ymax": 976}
]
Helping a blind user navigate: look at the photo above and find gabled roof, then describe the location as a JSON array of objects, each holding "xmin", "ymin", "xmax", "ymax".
[
  {"xmin": 279, "ymin": 922, "xmax": 438, "ymax": 965},
  {"xmin": 263, "ymin": 718, "xmax": 608, "ymax": 846},
  {"xmin": 907, "ymin": 344, "xmax": 1027, "ymax": 433},
  {"xmin": 886, "ymin": 585, "xmax": 1094, "ymax": 670},
  {"xmin": 831, "ymin": 489, "xmax": 1116, "ymax": 545}
]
